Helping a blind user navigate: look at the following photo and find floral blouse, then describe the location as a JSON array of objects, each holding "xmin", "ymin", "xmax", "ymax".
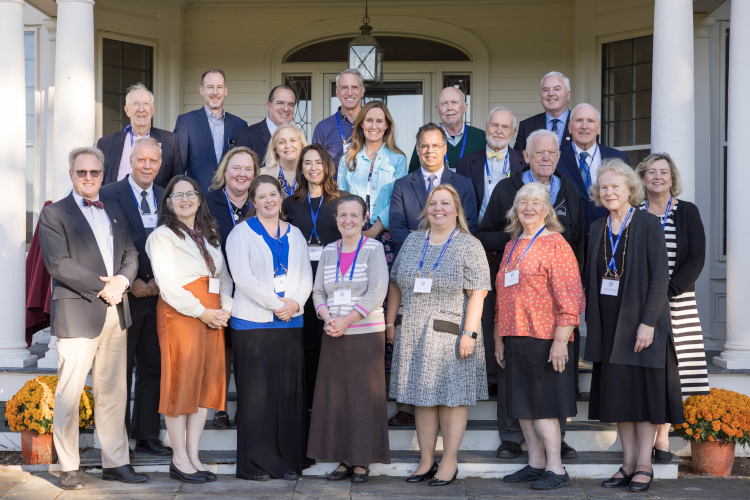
[{"xmin": 495, "ymin": 232, "xmax": 584, "ymax": 341}]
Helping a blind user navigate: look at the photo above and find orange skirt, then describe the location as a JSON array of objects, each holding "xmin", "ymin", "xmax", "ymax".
[{"xmin": 157, "ymin": 277, "xmax": 226, "ymax": 417}]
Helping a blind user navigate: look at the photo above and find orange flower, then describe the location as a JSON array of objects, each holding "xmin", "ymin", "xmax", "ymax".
[
  {"xmin": 685, "ymin": 429, "xmax": 694, "ymax": 436},
  {"xmin": 708, "ymin": 435, "xmax": 715, "ymax": 442}
]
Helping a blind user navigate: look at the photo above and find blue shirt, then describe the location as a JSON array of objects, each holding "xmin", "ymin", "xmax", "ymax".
[
  {"xmin": 312, "ymin": 107, "xmax": 355, "ymax": 171},
  {"xmin": 204, "ymin": 105, "xmax": 225, "ymax": 164},
  {"xmin": 230, "ymin": 217, "xmax": 303, "ymax": 330},
  {"xmin": 545, "ymin": 109, "xmax": 569, "ymax": 145},
  {"xmin": 522, "ymin": 170, "xmax": 561, "ymax": 204},
  {"xmin": 337, "ymin": 144, "xmax": 408, "ymax": 230}
]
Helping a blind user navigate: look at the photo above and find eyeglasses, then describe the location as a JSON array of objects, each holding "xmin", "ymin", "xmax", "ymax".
[
  {"xmin": 74, "ymin": 170, "xmax": 103, "ymax": 178},
  {"xmin": 169, "ymin": 191, "xmax": 199, "ymax": 201},
  {"xmin": 531, "ymin": 150, "xmax": 559, "ymax": 158},
  {"xmin": 419, "ymin": 144, "xmax": 445, "ymax": 152}
]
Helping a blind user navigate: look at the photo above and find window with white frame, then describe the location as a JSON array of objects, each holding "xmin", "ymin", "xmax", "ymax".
[{"xmin": 25, "ymin": 31, "xmax": 36, "ymax": 250}]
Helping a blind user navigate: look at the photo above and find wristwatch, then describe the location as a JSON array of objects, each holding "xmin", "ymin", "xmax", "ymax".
[{"xmin": 461, "ymin": 329, "xmax": 477, "ymax": 339}]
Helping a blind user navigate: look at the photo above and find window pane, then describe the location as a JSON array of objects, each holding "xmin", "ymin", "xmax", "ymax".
[
  {"xmin": 25, "ymin": 33, "xmax": 35, "ymax": 141},
  {"xmin": 634, "ymin": 35, "xmax": 654, "ymax": 64},
  {"xmin": 101, "ymin": 38, "xmax": 154, "ymax": 134},
  {"xmin": 604, "ymin": 66, "xmax": 633, "ymax": 95},
  {"xmin": 123, "ymin": 43, "xmax": 152, "ymax": 70},
  {"xmin": 605, "ymin": 94, "xmax": 633, "ymax": 121},
  {"xmin": 102, "ymin": 67, "xmax": 122, "ymax": 94},
  {"xmin": 635, "ymin": 90, "xmax": 651, "ymax": 118},
  {"xmin": 605, "ymin": 39, "xmax": 632, "ymax": 68},
  {"xmin": 603, "ymin": 121, "xmax": 633, "ymax": 148},
  {"xmin": 103, "ymin": 38, "xmax": 122, "ymax": 66},
  {"xmin": 634, "ymin": 118, "xmax": 651, "ymax": 145},
  {"xmin": 625, "ymin": 148, "xmax": 651, "ymax": 168},
  {"xmin": 284, "ymin": 75, "xmax": 312, "ymax": 141},
  {"xmin": 634, "ymin": 63, "xmax": 652, "ymax": 91}
]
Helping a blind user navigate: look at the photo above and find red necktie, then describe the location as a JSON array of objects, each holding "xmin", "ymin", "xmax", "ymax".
[{"xmin": 83, "ymin": 199, "xmax": 104, "ymax": 209}]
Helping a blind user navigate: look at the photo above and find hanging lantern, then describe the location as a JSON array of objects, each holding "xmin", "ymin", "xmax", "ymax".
[{"xmin": 348, "ymin": 0, "xmax": 383, "ymax": 82}]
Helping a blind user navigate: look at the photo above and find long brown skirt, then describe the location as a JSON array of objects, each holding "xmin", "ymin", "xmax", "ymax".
[
  {"xmin": 156, "ymin": 277, "xmax": 226, "ymax": 417},
  {"xmin": 307, "ymin": 331, "xmax": 390, "ymax": 465}
]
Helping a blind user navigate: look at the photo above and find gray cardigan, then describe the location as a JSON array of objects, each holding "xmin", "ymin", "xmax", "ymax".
[{"xmin": 584, "ymin": 208, "xmax": 672, "ymax": 369}]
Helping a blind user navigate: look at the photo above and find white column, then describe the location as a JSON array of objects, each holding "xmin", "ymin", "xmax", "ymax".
[
  {"xmin": 651, "ymin": 0, "xmax": 695, "ymax": 202},
  {"xmin": 53, "ymin": 0, "xmax": 96, "ymax": 201},
  {"xmin": 714, "ymin": 0, "xmax": 750, "ymax": 369},
  {"xmin": 0, "ymin": 0, "xmax": 38, "ymax": 368}
]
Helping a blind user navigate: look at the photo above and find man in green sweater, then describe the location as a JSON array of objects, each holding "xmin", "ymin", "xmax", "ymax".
[{"xmin": 407, "ymin": 86, "xmax": 487, "ymax": 172}]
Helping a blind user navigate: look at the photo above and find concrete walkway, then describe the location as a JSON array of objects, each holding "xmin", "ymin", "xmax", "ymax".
[{"xmin": 0, "ymin": 471, "xmax": 748, "ymax": 499}]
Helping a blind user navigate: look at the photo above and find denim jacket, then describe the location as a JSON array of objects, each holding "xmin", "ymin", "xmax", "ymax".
[{"xmin": 337, "ymin": 144, "xmax": 408, "ymax": 230}]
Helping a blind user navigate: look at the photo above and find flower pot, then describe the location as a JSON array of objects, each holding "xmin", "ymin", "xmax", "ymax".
[
  {"xmin": 20, "ymin": 430, "xmax": 57, "ymax": 465},
  {"xmin": 690, "ymin": 439, "xmax": 735, "ymax": 476}
]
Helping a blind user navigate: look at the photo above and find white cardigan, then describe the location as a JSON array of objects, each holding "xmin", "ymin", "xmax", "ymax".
[{"xmin": 226, "ymin": 219, "xmax": 313, "ymax": 323}]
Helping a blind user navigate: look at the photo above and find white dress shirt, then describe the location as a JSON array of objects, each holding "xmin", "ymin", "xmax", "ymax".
[
  {"xmin": 420, "ymin": 166, "xmax": 444, "ymax": 191},
  {"xmin": 127, "ymin": 174, "xmax": 157, "ymax": 214},
  {"xmin": 117, "ymin": 128, "xmax": 150, "ymax": 181},
  {"xmin": 479, "ymin": 146, "xmax": 509, "ymax": 223},
  {"xmin": 72, "ymin": 191, "xmax": 114, "ymax": 277},
  {"xmin": 572, "ymin": 142, "xmax": 602, "ymax": 183},
  {"xmin": 265, "ymin": 116, "xmax": 279, "ymax": 136}
]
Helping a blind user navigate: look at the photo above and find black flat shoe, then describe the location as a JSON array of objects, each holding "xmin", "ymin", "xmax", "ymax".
[
  {"xmin": 628, "ymin": 470, "xmax": 653, "ymax": 492},
  {"xmin": 328, "ymin": 462, "xmax": 353, "ymax": 481},
  {"xmin": 602, "ymin": 467, "xmax": 634, "ymax": 488},
  {"xmin": 135, "ymin": 438, "xmax": 173, "ymax": 456},
  {"xmin": 429, "ymin": 467, "xmax": 458, "ymax": 486},
  {"xmin": 195, "ymin": 469, "xmax": 217, "ymax": 482},
  {"xmin": 560, "ymin": 441, "xmax": 578, "ymax": 460},
  {"xmin": 247, "ymin": 470, "xmax": 270, "ymax": 481},
  {"xmin": 530, "ymin": 469, "xmax": 571, "ymax": 490},
  {"xmin": 653, "ymin": 446, "xmax": 673, "ymax": 463},
  {"xmin": 503, "ymin": 465, "xmax": 545, "ymax": 483},
  {"xmin": 168, "ymin": 462, "xmax": 206, "ymax": 483},
  {"xmin": 212, "ymin": 410, "xmax": 231, "ymax": 429},
  {"xmin": 406, "ymin": 461, "xmax": 438, "ymax": 482},
  {"xmin": 102, "ymin": 465, "xmax": 149, "ymax": 483},
  {"xmin": 351, "ymin": 465, "xmax": 370, "ymax": 483},
  {"xmin": 496, "ymin": 441, "xmax": 522, "ymax": 459},
  {"xmin": 282, "ymin": 471, "xmax": 299, "ymax": 480}
]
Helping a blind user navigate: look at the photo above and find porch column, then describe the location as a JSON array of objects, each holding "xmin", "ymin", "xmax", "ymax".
[
  {"xmin": 0, "ymin": 0, "xmax": 38, "ymax": 368},
  {"xmin": 53, "ymin": 0, "xmax": 96, "ymax": 201},
  {"xmin": 651, "ymin": 0, "xmax": 695, "ymax": 202},
  {"xmin": 714, "ymin": 0, "xmax": 750, "ymax": 369}
]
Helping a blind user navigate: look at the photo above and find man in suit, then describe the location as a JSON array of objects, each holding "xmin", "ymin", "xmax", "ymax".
[
  {"xmin": 233, "ymin": 85, "xmax": 297, "ymax": 165},
  {"xmin": 97, "ymin": 83, "xmax": 182, "ymax": 188},
  {"xmin": 513, "ymin": 71, "xmax": 572, "ymax": 154},
  {"xmin": 174, "ymin": 69, "xmax": 248, "ymax": 194},
  {"xmin": 407, "ymin": 86, "xmax": 486, "ymax": 172},
  {"xmin": 557, "ymin": 103, "xmax": 630, "ymax": 244},
  {"xmin": 100, "ymin": 137, "xmax": 172, "ymax": 458},
  {"xmin": 38, "ymin": 147, "xmax": 148, "ymax": 490}
]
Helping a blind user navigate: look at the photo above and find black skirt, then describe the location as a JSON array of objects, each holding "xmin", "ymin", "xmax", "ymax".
[
  {"xmin": 504, "ymin": 336, "xmax": 577, "ymax": 420},
  {"xmin": 232, "ymin": 327, "xmax": 314, "ymax": 479}
]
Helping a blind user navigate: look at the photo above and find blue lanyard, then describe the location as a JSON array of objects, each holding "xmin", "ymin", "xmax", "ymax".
[
  {"xmin": 440, "ymin": 123, "xmax": 467, "ymax": 168},
  {"xmin": 308, "ymin": 191, "xmax": 323, "ymax": 244},
  {"xmin": 335, "ymin": 235, "xmax": 364, "ymax": 288},
  {"xmin": 645, "ymin": 197, "xmax": 672, "ymax": 231},
  {"xmin": 503, "ymin": 225, "xmax": 545, "ymax": 269},
  {"xmin": 335, "ymin": 112, "xmax": 349, "ymax": 148},
  {"xmin": 485, "ymin": 152, "xmax": 509, "ymax": 185},
  {"xmin": 417, "ymin": 228, "xmax": 458, "ymax": 277},
  {"xmin": 124, "ymin": 125, "xmax": 149, "ymax": 147},
  {"xmin": 129, "ymin": 181, "xmax": 157, "ymax": 215},
  {"xmin": 251, "ymin": 217, "xmax": 286, "ymax": 276},
  {"xmin": 223, "ymin": 188, "xmax": 247, "ymax": 227},
  {"xmin": 574, "ymin": 143, "xmax": 599, "ymax": 170},
  {"xmin": 607, "ymin": 206, "xmax": 634, "ymax": 273},
  {"xmin": 279, "ymin": 168, "xmax": 296, "ymax": 197}
]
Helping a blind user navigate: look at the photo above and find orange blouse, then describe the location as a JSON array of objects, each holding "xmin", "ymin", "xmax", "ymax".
[{"xmin": 495, "ymin": 232, "xmax": 585, "ymax": 341}]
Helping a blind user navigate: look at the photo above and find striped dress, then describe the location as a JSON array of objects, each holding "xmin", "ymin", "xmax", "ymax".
[{"xmin": 640, "ymin": 199, "xmax": 710, "ymax": 395}]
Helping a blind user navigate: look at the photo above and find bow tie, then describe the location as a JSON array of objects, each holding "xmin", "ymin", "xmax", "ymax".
[
  {"xmin": 83, "ymin": 199, "xmax": 104, "ymax": 210},
  {"xmin": 487, "ymin": 150, "xmax": 506, "ymax": 161}
]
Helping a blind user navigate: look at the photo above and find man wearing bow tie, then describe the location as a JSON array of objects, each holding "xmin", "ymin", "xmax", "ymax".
[{"xmin": 39, "ymin": 147, "xmax": 147, "ymax": 490}]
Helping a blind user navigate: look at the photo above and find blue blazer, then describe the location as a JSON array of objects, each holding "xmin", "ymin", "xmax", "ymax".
[
  {"xmin": 556, "ymin": 142, "xmax": 630, "ymax": 241},
  {"xmin": 389, "ymin": 168, "xmax": 477, "ymax": 251},
  {"xmin": 173, "ymin": 108, "xmax": 248, "ymax": 195}
]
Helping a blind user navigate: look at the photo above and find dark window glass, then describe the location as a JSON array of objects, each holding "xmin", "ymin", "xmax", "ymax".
[
  {"xmin": 284, "ymin": 75, "xmax": 312, "ymax": 141},
  {"xmin": 102, "ymin": 38, "xmax": 153, "ymax": 136},
  {"xmin": 286, "ymin": 36, "xmax": 470, "ymax": 63}
]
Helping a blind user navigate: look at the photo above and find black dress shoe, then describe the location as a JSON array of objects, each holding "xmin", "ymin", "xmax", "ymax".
[
  {"xmin": 282, "ymin": 471, "xmax": 299, "ymax": 480},
  {"xmin": 102, "ymin": 464, "xmax": 150, "ymax": 483},
  {"xmin": 352, "ymin": 465, "xmax": 370, "ymax": 483},
  {"xmin": 195, "ymin": 469, "xmax": 217, "ymax": 482},
  {"xmin": 169, "ymin": 462, "xmax": 207, "ymax": 483},
  {"xmin": 429, "ymin": 467, "xmax": 458, "ymax": 486},
  {"xmin": 406, "ymin": 461, "xmax": 438, "ymax": 482},
  {"xmin": 560, "ymin": 441, "xmax": 578, "ymax": 459},
  {"xmin": 328, "ymin": 462, "xmax": 353, "ymax": 481},
  {"xmin": 602, "ymin": 466, "xmax": 634, "ymax": 488},
  {"xmin": 496, "ymin": 441, "xmax": 521, "ymax": 459},
  {"xmin": 213, "ymin": 410, "xmax": 231, "ymax": 429},
  {"xmin": 135, "ymin": 439, "xmax": 173, "ymax": 456},
  {"xmin": 247, "ymin": 470, "xmax": 271, "ymax": 481},
  {"xmin": 60, "ymin": 470, "xmax": 84, "ymax": 490},
  {"xmin": 653, "ymin": 446, "xmax": 673, "ymax": 463},
  {"xmin": 628, "ymin": 470, "xmax": 653, "ymax": 492}
]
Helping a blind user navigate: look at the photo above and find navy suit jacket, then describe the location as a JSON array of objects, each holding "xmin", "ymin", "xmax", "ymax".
[
  {"xmin": 456, "ymin": 147, "xmax": 525, "ymax": 216},
  {"xmin": 96, "ymin": 127, "xmax": 183, "ymax": 188},
  {"xmin": 556, "ymin": 142, "xmax": 630, "ymax": 242},
  {"xmin": 513, "ymin": 110, "xmax": 571, "ymax": 155},
  {"xmin": 100, "ymin": 177, "xmax": 166, "ymax": 314},
  {"xmin": 233, "ymin": 119, "xmax": 272, "ymax": 166},
  {"xmin": 389, "ymin": 168, "xmax": 478, "ymax": 251},
  {"xmin": 173, "ymin": 108, "xmax": 248, "ymax": 195}
]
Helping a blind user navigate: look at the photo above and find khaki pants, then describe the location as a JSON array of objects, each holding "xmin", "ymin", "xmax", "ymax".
[{"xmin": 54, "ymin": 306, "xmax": 129, "ymax": 471}]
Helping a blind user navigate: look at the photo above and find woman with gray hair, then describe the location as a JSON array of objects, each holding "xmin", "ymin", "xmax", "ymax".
[
  {"xmin": 635, "ymin": 153, "xmax": 709, "ymax": 462},
  {"xmin": 584, "ymin": 158, "xmax": 684, "ymax": 493},
  {"xmin": 494, "ymin": 183, "xmax": 584, "ymax": 491}
]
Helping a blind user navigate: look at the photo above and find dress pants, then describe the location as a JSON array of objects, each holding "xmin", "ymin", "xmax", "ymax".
[
  {"xmin": 125, "ymin": 307, "xmax": 161, "ymax": 440},
  {"xmin": 54, "ymin": 306, "xmax": 130, "ymax": 471}
]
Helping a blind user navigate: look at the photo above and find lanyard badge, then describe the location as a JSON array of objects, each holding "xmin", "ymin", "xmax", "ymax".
[
  {"xmin": 335, "ymin": 112, "xmax": 351, "ymax": 155},
  {"xmin": 601, "ymin": 206, "xmax": 633, "ymax": 296},
  {"xmin": 502, "ymin": 226, "xmax": 545, "ymax": 287},
  {"xmin": 413, "ymin": 228, "xmax": 458, "ymax": 293},
  {"xmin": 307, "ymin": 192, "xmax": 323, "ymax": 261},
  {"xmin": 334, "ymin": 235, "xmax": 365, "ymax": 305}
]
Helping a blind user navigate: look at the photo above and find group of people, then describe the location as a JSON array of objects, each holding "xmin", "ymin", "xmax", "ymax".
[{"xmin": 38, "ymin": 67, "xmax": 709, "ymax": 493}]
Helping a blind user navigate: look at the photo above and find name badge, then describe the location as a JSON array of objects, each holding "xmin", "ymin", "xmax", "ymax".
[
  {"xmin": 333, "ymin": 288, "xmax": 351, "ymax": 305},
  {"xmin": 601, "ymin": 278, "xmax": 620, "ymax": 296},
  {"xmin": 308, "ymin": 245, "xmax": 323, "ymax": 261},
  {"xmin": 274, "ymin": 274, "xmax": 287, "ymax": 293},
  {"xmin": 208, "ymin": 277, "xmax": 221, "ymax": 294},
  {"xmin": 342, "ymin": 142, "xmax": 351, "ymax": 154},
  {"xmin": 141, "ymin": 214, "xmax": 158, "ymax": 228},
  {"xmin": 413, "ymin": 277, "xmax": 433, "ymax": 293},
  {"xmin": 504, "ymin": 270, "xmax": 519, "ymax": 287}
]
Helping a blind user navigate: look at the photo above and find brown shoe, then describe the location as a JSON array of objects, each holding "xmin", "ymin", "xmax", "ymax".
[
  {"xmin": 388, "ymin": 411, "xmax": 415, "ymax": 426},
  {"xmin": 488, "ymin": 382, "xmax": 498, "ymax": 396}
]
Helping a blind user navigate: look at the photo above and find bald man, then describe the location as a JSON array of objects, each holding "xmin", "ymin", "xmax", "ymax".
[{"xmin": 408, "ymin": 86, "xmax": 487, "ymax": 172}]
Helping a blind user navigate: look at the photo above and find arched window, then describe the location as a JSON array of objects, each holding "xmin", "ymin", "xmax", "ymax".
[{"xmin": 285, "ymin": 36, "xmax": 471, "ymax": 63}]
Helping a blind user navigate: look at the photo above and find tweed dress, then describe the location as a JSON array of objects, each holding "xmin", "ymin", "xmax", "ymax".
[{"xmin": 388, "ymin": 230, "xmax": 491, "ymax": 407}]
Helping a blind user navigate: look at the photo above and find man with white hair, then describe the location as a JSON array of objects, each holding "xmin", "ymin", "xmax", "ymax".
[
  {"xmin": 513, "ymin": 71, "xmax": 572, "ymax": 154},
  {"xmin": 478, "ymin": 129, "xmax": 584, "ymax": 461},
  {"xmin": 97, "ymin": 83, "xmax": 183, "ymax": 188},
  {"xmin": 407, "ymin": 86, "xmax": 487, "ymax": 172},
  {"xmin": 312, "ymin": 68, "xmax": 366, "ymax": 170}
]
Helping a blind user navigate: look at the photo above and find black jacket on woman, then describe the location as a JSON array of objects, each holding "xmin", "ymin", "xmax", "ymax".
[
  {"xmin": 664, "ymin": 199, "xmax": 706, "ymax": 299},
  {"xmin": 584, "ymin": 208, "xmax": 671, "ymax": 369}
]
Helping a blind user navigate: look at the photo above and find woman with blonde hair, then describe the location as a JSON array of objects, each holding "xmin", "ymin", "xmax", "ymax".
[
  {"xmin": 261, "ymin": 123, "xmax": 308, "ymax": 199},
  {"xmin": 386, "ymin": 183, "xmax": 490, "ymax": 487}
]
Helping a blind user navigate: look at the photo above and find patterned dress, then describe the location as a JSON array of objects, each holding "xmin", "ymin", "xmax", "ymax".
[{"xmin": 388, "ymin": 230, "xmax": 491, "ymax": 407}]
